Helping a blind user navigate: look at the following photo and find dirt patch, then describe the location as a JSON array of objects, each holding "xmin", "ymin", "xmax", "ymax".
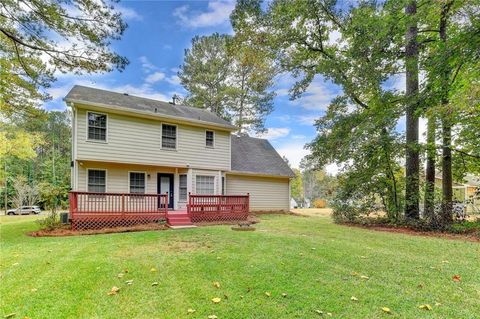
[
  {"xmin": 28, "ymin": 223, "xmax": 168, "ymax": 237},
  {"xmin": 344, "ymin": 223, "xmax": 480, "ymax": 242}
]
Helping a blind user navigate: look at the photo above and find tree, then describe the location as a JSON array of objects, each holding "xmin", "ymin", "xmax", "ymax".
[
  {"xmin": 404, "ymin": 0, "xmax": 420, "ymax": 220},
  {"xmin": 0, "ymin": 127, "xmax": 42, "ymax": 212},
  {"xmin": 0, "ymin": 0, "xmax": 128, "ymax": 119},
  {"xmin": 178, "ymin": 33, "xmax": 232, "ymax": 119},
  {"xmin": 290, "ymin": 168, "xmax": 304, "ymax": 205},
  {"xmin": 179, "ymin": 31, "xmax": 276, "ymax": 133}
]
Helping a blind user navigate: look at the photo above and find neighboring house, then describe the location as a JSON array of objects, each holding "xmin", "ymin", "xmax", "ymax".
[
  {"xmin": 434, "ymin": 174, "xmax": 480, "ymax": 213},
  {"xmin": 65, "ymin": 85, "xmax": 294, "ymax": 212}
]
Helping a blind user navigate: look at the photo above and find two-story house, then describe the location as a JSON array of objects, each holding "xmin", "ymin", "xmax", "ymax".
[{"xmin": 66, "ymin": 85, "xmax": 294, "ymax": 213}]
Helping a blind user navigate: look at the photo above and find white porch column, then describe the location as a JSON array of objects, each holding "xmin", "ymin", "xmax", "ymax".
[
  {"xmin": 218, "ymin": 171, "xmax": 222, "ymax": 195},
  {"xmin": 174, "ymin": 168, "xmax": 179, "ymax": 210},
  {"xmin": 187, "ymin": 168, "xmax": 193, "ymax": 195}
]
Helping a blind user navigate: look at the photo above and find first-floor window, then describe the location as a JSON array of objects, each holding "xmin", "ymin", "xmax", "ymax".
[
  {"xmin": 129, "ymin": 172, "xmax": 146, "ymax": 194},
  {"xmin": 179, "ymin": 174, "xmax": 187, "ymax": 201},
  {"xmin": 196, "ymin": 175, "xmax": 215, "ymax": 195},
  {"xmin": 88, "ymin": 170, "xmax": 106, "ymax": 193}
]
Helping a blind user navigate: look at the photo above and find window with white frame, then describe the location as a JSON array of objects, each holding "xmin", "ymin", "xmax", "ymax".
[
  {"xmin": 161, "ymin": 124, "xmax": 177, "ymax": 149},
  {"xmin": 88, "ymin": 170, "xmax": 106, "ymax": 192},
  {"xmin": 196, "ymin": 175, "xmax": 215, "ymax": 195},
  {"xmin": 129, "ymin": 172, "xmax": 146, "ymax": 194},
  {"xmin": 179, "ymin": 174, "xmax": 187, "ymax": 201},
  {"xmin": 206, "ymin": 130, "xmax": 214, "ymax": 147},
  {"xmin": 87, "ymin": 112, "xmax": 107, "ymax": 141}
]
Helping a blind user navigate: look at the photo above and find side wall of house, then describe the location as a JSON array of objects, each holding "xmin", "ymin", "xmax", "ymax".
[
  {"xmin": 226, "ymin": 174, "xmax": 290, "ymax": 211},
  {"xmin": 75, "ymin": 106, "xmax": 231, "ymax": 171}
]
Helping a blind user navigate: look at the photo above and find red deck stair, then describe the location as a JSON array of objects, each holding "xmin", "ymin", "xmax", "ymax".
[{"xmin": 167, "ymin": 211, "xmax": 194, "ymax": 227}]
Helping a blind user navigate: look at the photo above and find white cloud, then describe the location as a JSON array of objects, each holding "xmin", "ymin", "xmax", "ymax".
[
  {"xmin": 173, "ymin": 0, "xmax": 235, "ymax": 28},
  {"xmin": 275, "ymin": 142, "xmax": 310, "ymax": 169},
  {"xmin": 145, "ymin": 71, "xmax": 166, "ymax": 84},
  {"xmin": 166, "ymin": 75, "xmax": 181, "ymax": 86},
  {"xmin": 296, "ymin": 115, "xmax": 319, "ymax": 126},
  {"xmin": 117, "ymin": 5, "xmax": 142, "ymax": 21},
  {"xmin": 139, "ymin": 56, "xmax": 157, "ymax": 73},
  {"xmin": 256, "ymin": 127, "xmax": 290, "ymax": 140},
  {"xmin": 291, "ymin": 79, "xmax": 337, "ymax": 111}
]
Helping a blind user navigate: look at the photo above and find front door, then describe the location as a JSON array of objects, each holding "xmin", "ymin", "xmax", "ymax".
[{"xmin": 158, "ymin": 173, "xmax": 174, "ymax": 209}]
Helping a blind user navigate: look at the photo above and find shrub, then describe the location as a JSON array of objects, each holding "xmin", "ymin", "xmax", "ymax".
[
  {"xmin": 37, "ymin": 212, "xmax": 62, "ymax": 231},
  {"xmin": 313, "ymin": 199, "xmax": 327, "ymax": 208}
]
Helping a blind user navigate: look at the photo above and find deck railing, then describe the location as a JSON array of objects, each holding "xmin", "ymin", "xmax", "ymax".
[
  {"xmin": 69, "ymin": 191, "xmax": 168, "ymax": 229},
  {"xmin": 187, "ymin": 193, "xmax": 249, "ymax": 222}
]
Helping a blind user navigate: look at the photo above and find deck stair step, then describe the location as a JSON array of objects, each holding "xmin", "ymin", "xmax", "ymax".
[{"xmin": 167, "ymin": 211, "xmax": 195, "ymax": 228}]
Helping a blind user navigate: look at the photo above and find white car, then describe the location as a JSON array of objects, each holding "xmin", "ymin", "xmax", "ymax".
[{"xmin": 6, "ymin": 206, "xmax": 41, "ymax": 215}]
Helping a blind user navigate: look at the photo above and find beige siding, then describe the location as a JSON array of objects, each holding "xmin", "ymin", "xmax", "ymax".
[
  {"xmin": 76, "ymin": 107, "xmax": 230, "ymax": 170},
  {"xmin": 226, "ymin": 174, "xmax": 290, "ymax": 211}
]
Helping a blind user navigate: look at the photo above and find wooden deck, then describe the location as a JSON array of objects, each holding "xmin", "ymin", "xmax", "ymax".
[{"xmin": 69, "ymin": 192, "xmax": 249, "ymax": 229}]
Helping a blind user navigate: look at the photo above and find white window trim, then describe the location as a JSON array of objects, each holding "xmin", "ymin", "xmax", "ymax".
[
  {"xmin": 128, "ymin": 171, "xmax": 147, "ymax": 194},
  {"xmin": 160, "ymin": 123, "xmax": 178, "ymax": 151},
  {"xmin": 205, "ymin": 130, "xmax": 215, "ymax": 148},
  {"xmin": 195, "ymin": 175, "xmax": 216, "ymax": 195},
  {"xmin": 86, "ymin": 168, "xmax": 107, "ymax": 193},
  {"xmin": 86, "ymin": 111, "xmax": 108, "ymax": 143},
  {"xmin": 179, "ymin": 174, "xmax": 188, "ymax": 202}
]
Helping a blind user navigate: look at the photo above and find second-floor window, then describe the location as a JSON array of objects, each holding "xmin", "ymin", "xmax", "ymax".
[
  {"xmin": 206, "ymin": 130, "xmax": 214, "ymax": 147},
  {"xmin": 179, "ymin": 174, "xmax": 187, "ymax": 201},
  {"xmin": 129, "ymin": 172, "xmax": 146, "ymax": 194},
  {"xmin": 88, "ymin": 169, "xmax": 106, "ymax": 193},
  {"xmin": 161, "ymin": 124, "xmax": 177, "ymax": 149},
  {"xmin": 87, "ymin": 112, "xmax": 107, "ymax": 141}
]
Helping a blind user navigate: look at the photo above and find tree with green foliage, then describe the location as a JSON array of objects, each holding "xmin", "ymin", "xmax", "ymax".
[
  {"xmin": 179, "ymin": 33, "xmax": 232, "ymax": 120},
  {"xmin": 179, "ymin": 31, "xmax": 276, "ymax": 133},
  {"xmin": 290, "ymin": 168, "xmax": 304, "ymax": 205},
  {"xmin": 0, "ymin": 0, "xmax": 128, "ymax": 119}
]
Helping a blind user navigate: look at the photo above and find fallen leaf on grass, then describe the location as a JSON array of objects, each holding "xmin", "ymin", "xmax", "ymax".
[
  {"xmin": 419, "ymin": 304, "xmax": 432, "ymax": 310},
  {"xmin": 350, "ymin": 296, "xmax": 358, "ymax": 301},
  {"xmin": 117, "ymin": 273, "xmax": 124, "ymax": 278},
  {"xmin": 151, "ymin": 282, "xmax": 159, "ymax": 286},
  {"xmin": 360, "ymin": 275, "xmax": 369, "ymax": 280},
  {"xmin": 208, "ymin": 315, "xmax": 218, "ymax": 319},
  {"xmin": 150, "ymin": 268, "xmax": 157, "ymax": 272},
  {"xmin": 125, "ymin": 280, "xmax": 133, "ymax": 285},
  {"xmin": 351, "ymin": 272, "xmax": 359, "ymax": 276},
  {"xmin": 435, "ymin": 302, "xmax": 442, "ymax": 306},
  {"xmin": 107, "ymin": 286, "xmax": 120, "ymax": 296},
  {"xmin": 381, "ymin": 307, "xmax": 392, "ymax": 314},
  {"xmin": 211, "ymin": 297, "xmax": 221, "ymax": 303},
  {"xmin": 282, "ymin": 293, "xmax": 288, "ymax": 298},
  {"xmin": 187, "ymin": 308, "xmax": 196, "ymax": 314},
  {"xmin": 4, "ymin": 313, "xmax": 15, "ymax": 318},
  {"xmin": 441, "ymin": 260, "xmax": 449, "ymax": 264},
  {"xmin": 265, "ymin": 292, "xmax": 271, "ymax": 297},
  {"xmin": 452, "ymin": 275, "xmax": 461, "ymax": 282},
  {"xmin": 213, "ymin": 281, "xmax": 221, "ymax": 288},
  {"xmin": 315, "ymin": 310, "xmax": 324, "ymax": 315}
]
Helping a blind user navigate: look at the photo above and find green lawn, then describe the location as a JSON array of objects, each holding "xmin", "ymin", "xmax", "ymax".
[{"xmin": 0, "ymin": 213, "xmax": 479, "ymax": 319}]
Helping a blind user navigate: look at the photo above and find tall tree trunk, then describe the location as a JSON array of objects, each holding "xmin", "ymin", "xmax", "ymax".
[
  {"xmin": 440, "ymin": 1, "xmax": 453, "ymax": 226},
  {"xmin": 404, "ymin": 0, "xmax": 420, "ymax": 220},
  {"xmin": 424, "ymin": 115, "xmax": 436, "ymax": 222}
]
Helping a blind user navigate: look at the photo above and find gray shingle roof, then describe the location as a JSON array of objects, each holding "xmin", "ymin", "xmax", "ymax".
[
  {"xmin": 231, "ymin": 135, "xmax": 295, "ymax": 177},
  {"xmin": 64, "ymin": 85, "xmax": 237, "ymax": 130}
]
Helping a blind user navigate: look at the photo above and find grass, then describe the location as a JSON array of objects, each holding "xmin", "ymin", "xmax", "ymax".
[{"xmin": 1, "ymin": 212, "xmax": 479, "ymax": 319}]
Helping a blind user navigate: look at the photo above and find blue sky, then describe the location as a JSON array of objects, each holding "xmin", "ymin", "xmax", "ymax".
[{"xmin": 44, "ymin": 0, "xmax": 413, "ymax": 172}]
